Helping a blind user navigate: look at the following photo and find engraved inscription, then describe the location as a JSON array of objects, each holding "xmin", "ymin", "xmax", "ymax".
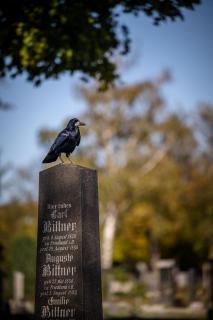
[{"xmin": 37, "ymin": 202, "xmax": 82, "ymax": 320}]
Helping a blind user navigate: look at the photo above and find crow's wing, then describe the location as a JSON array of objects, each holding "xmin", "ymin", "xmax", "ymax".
[
  {"xmin": 50, "ymin": 130, "xmax": 71, "ymax": 153},
  {"xmin": 76, "ymin": 134, "xmax": 81, "ymax": 146}
]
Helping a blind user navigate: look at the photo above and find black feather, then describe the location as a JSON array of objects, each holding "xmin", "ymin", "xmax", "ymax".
[
  {"xmin": 42, "ymin": 152, "xmax": 58, "ymax": 163},
  {"xmin": 42, "ymin": 118, "xmax": 84, "ymax": 164}
]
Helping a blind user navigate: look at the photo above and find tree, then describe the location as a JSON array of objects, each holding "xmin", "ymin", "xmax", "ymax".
[
  {"xmin": 0, "ymin": 0, "xmax": 201, "ymax": 87},
  {"xmin": 0, "ymin": 158, "xmax": 38, "ymax": 297},
  {"xmin": 38, "ymin": 76, "xmax": 213, "ymax": 270},
  {"xmin": 198, "ymin": 103, "xmax": 213, "ymax": 159},
  {"xmin": 0, "ymin": 199, "xmax": 37, "ymax": 281},
  {"xmin": 39, "ymin": 73, "xmax": 173, "ymax": 269},
  {"xmin": 80, "ymin": 76, "xmax": 171, "ymax": 269}
]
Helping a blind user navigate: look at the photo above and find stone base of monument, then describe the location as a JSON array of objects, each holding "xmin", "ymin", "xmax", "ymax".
[{"xmin": 35, "ymin": 164, "xmax": 103, "ymax": 320}]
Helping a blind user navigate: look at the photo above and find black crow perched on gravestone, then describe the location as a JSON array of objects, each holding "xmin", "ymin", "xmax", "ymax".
[{"xmin": 42, "ymin": 118, "xmax": 85, "ymax": 163}]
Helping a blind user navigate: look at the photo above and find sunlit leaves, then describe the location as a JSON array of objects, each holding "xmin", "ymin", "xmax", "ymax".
[{"xmin": 0, "ymin": 0, "xmax": 201, "ymax": 87}]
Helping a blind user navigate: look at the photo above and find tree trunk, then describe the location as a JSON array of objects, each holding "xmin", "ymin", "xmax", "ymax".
[{"xmin": 101, "ymin": 202, "xmax": 118, "ymax": 270}]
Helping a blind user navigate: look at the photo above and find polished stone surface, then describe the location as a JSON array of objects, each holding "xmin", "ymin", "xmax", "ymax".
[{"xmin": 35, "ymin": 164, "xmax": 103, "ymax": 320}]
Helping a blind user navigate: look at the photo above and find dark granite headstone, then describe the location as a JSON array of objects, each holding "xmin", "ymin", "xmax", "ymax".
[
  {"xmin": 156, "ymin": 259, "xmax": 175, "ymax": 306},
  {"xmin": 35, "ymin": 164, "xmax": 103, "ymax": 320},
  {"xmin": 188, "ymin": 269, "xmax": 196, "ymax": 303}
]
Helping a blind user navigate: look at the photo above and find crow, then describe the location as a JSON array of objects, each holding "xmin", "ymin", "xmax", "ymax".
[{"xmin": 42, "ymin": 118, "xmax": 85, "ymax": 163}]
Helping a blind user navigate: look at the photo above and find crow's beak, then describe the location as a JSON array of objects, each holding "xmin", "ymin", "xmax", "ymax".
[{"xmin": 76, "ymin": 121, "xmax": 86, "ymax": 127}]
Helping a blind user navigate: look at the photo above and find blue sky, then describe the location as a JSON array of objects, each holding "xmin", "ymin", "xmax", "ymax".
[{"xmin": 0, "ymin": 0, "xmax": 213, "ymax": 169}]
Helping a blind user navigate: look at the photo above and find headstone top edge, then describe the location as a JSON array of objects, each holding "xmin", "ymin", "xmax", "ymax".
[{"xmin": 40, "ymin": 163, "xmax": 97, "ymax": 175}]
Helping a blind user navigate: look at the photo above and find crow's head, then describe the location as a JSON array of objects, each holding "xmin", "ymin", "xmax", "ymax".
[{"xmin": 67, "ymin": 118, "xmax": 86, "ymax": 129}]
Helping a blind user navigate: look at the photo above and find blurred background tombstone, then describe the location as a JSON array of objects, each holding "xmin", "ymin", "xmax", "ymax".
[
  {"xmin": 136, "ymin": 261, "xmax": 160, "ymax": 302},
  {"xmin": 109, "ymin": 280, "xmax": 134, "ymax": 296},
  {"xmin": 12, "ymin": 271, "xmax": 25, "ymax": 314},
  {"xmin": 188, "ymin": 268, "xmax": 196, "ymax": 304},
  {"xmin": 13, "ymin": 271, "xmax": 25, "ymax": 302},
  {"xmin": 136, "ymin": 262, "xmax": 148, "ymax": 282},
  {"xmin": 203, "ymin": 262, "xmax": 210, "ymax": 304},
  {"xmin": 175, "ymin": 271, "xmax": 188, "ymax": 289},
  {"xmin": 156, "ymin": 259, "xmax": 175, "ymax": 306},
  {"xmin": 175, "ymin": 268, "xmax": 198, "ymax": 306}
]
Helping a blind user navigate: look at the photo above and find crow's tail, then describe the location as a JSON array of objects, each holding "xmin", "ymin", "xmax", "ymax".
[{"xmin": 42, "ymin": 151, "xmax": 58, "ymax": 163}]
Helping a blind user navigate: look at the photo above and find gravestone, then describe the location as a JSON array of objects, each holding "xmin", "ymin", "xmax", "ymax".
[
  {"xmin": 35, "ymin": 164, "xmax": 103, "ymax": 320},
  {"xmin": 188, "ymin": 269, "xmax": 196, "ymax": 303},
  {"xmin": 13, "ymin": 271, "xmax": 25, "ymax": 301},
  {"xmin": 12, "ymin": 271, "xmax": 25, "ymax": 314},
  {"xmin": 156, "ymin": 259, "xmax": 175, "ymax": 306}
]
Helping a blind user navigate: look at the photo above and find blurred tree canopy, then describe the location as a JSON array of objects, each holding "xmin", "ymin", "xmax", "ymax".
[
  {"xmin": 0, "ymin": 72, "xmax": 212, "ymax": 299},
  {"xmin": 38, "ymin": 75, "xmax": 213, "ymax": 271},
  {"xmin": 0, "ymin": 0, "xmax": 200, "ymax": 87},
  {"xmin": 0, "ymin": 198, "xmax": 37, "ymax": 297}
]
